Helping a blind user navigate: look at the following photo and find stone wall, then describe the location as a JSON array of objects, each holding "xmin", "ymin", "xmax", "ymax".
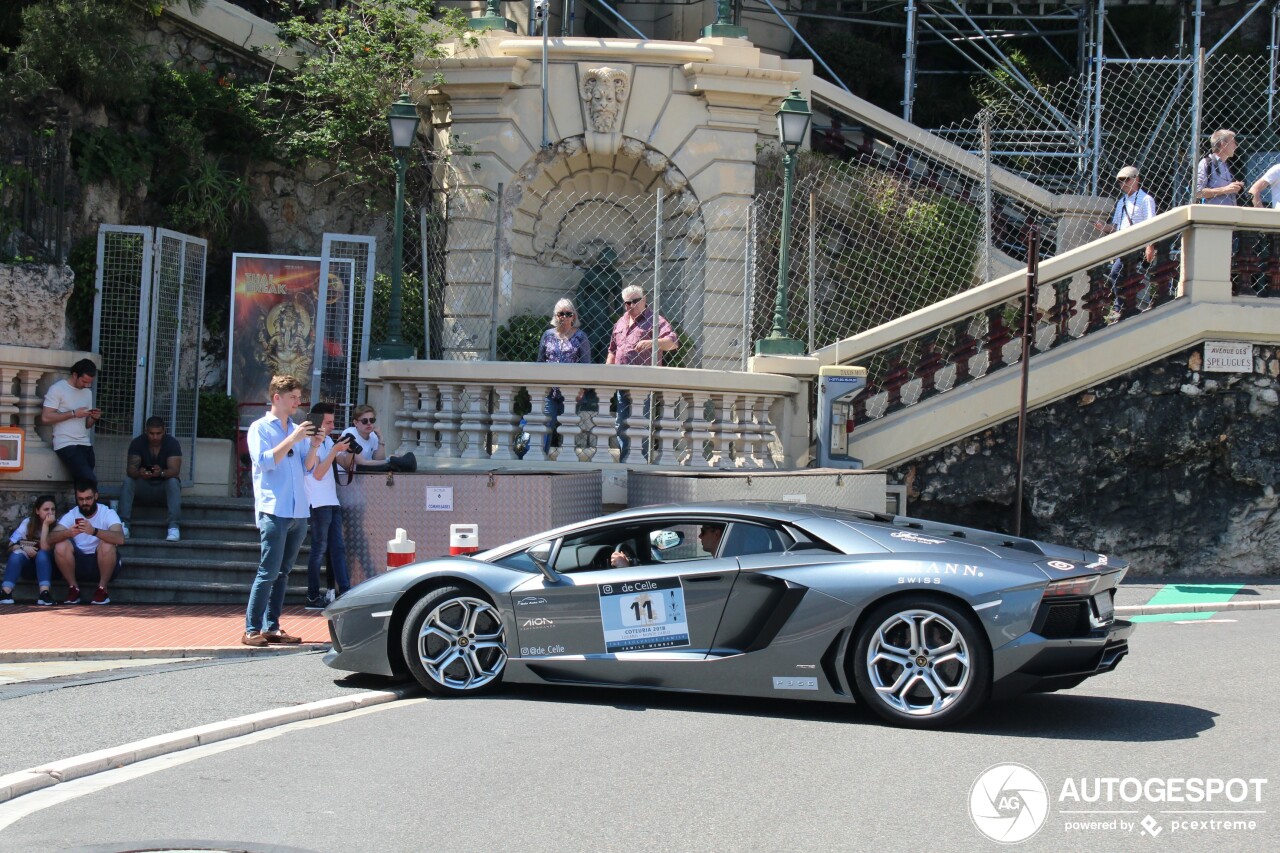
[
  {"xmin": 0, "ymin": 264, "xmax": 75, "ymax": 349},
  {"xmin": 889, "ymin": 345, "xmax": 1280, "ymax": 578}
]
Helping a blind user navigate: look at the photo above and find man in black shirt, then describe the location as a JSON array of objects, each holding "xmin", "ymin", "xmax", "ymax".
[{"xmin": 119, "ymin": 416, "xmax": 183, "ymax": 541}]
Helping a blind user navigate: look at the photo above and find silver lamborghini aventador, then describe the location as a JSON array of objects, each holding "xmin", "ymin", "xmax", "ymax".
[{"xmin": 323, "ymin": 502, "xmax": 1133, "ymax": 728}]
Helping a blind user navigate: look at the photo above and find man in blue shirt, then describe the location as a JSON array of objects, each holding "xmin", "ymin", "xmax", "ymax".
[{"xmin": 243, "ymin": 374, "xmax": 314, "ymax": 647}]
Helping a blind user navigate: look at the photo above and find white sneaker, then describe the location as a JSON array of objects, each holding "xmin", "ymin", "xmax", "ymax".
[
  {"xmin": 121, "ymin": 524, "xmax": 130, "ymax": 540},
  {"xmin": 166, "ymin": 527, "xmax": 180, "ymax": 541},
  {"xmin": 325, "ymin": 588, "xmax": 336, "ymax": 604}
]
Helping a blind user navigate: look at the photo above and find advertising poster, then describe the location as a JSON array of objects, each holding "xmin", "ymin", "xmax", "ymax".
[{"xmin": 228, "ymin": 254, "xmax": 322, "ymax": 425}]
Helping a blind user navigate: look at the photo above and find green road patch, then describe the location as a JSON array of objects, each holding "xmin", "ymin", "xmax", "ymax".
[{"xmin": 1129, "ymin": 584, "xmax": 1242, "ymax": 623}]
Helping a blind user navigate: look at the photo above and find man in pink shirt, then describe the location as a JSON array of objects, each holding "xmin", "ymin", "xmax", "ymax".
[{"xmin": 605, "ymin": 285, "xmax": 678, "ymax": 461}]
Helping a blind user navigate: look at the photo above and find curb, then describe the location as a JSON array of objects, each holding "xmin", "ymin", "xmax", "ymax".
[
  {"xmin": 1116, "ymin": 599, "xmax": 1280, "ymax": 616},
  {"xmin": 0, "ymin": 684, "xmax": 416, "ymax": 805},
  {"xmin": 0, "ymin": 644, "xmax": 329, "ymax": 663}
]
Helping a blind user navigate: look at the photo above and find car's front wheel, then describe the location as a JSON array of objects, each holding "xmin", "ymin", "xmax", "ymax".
[
  {"xmin": 401, "ymin": 585, "xmax": 508, "ymax": 696},
  {"xmin": 852, "ymin": 596, "xmax": 990, "ymax": 728}
]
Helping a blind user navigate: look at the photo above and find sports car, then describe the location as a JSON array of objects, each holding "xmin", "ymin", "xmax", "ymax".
[{"xmin": 323, "ymin": 502, "xmax": 1133, "ymax": 728}]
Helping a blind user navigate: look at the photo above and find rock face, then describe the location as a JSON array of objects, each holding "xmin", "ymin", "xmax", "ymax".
[
  {"xmin": 889, "ymin": 345, "xmax": 1280, "ymax": 578},
  {"xmin": 0, "ymin": 264, "xmax": 75, "ymax": 348}
]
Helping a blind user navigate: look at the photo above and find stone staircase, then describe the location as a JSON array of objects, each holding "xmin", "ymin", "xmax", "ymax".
[{"xmin": 97, "ymin": 496, "xmax": 311, "ymax": 605}]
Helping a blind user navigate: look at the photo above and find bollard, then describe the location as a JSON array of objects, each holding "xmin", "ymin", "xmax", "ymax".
[
  {"xmin": 450, "ymin": 523, "xmax": 479, "ymax": 556},
  {"xmin": 387, "ymin": 528, "xmax": 416, "ymax": 570}
]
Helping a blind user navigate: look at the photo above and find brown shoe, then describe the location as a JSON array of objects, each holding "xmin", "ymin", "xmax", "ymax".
[
  {"xmin": 242, "ymin": 631, "xmax": 268, "ymax": 647},
  {"xmin": 263, "ymin": 629, "xmax": 302, "ymax": 645}
]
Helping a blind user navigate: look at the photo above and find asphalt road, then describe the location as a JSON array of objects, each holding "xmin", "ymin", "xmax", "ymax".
[{"xmin": 1, "ymin": 611, "xmax": 1277, "ymax": 852}]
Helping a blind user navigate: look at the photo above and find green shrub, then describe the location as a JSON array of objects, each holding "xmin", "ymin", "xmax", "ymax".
[{"xmin": 197, "ymin": 391, "xmax": 238, "ymax": 440}]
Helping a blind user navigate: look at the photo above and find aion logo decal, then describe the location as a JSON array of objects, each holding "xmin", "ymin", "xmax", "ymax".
[{"xmin": 970, "ymin": 763, "xmax": 1050, "ymax": 843}]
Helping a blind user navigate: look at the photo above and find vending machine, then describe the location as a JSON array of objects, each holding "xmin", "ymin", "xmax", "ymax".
[{"xmin": 816, "ymin": 365, "xmax": 867, "ymax": 468}]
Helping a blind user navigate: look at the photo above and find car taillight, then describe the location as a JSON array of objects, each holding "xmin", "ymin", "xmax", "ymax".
[{"xmin": 1043, "ymin": 576, "xmax": 1099, "ymax": 598}]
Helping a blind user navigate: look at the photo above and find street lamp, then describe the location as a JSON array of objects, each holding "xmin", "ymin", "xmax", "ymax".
[
  {"xmin": 755, "ymin": 87, "xmax": 811, "ymax": 356},
  {"xmin": 371, "ymin": 92, "xmax": 419, "ymax": 361}
]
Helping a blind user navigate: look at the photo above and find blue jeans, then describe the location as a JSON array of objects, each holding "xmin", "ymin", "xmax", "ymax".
[
  {"xmin": 543, "ymin": 392, "xmax": 565, "ymax": 453},
  {"xmin": 246, "ymin": 512, "xmax": 308, "ymax": 634},
  {"xmin": 55, "ymin": 444, "xmax": 96, "ymax": 487},
  {"xmin": 4, "ymin": 549, "xmax": 54, "ymax": 590},
  {"xmin": 118, "ymin": 475, "xmax": 182, "ymax": 526},
  {"xmin": 307, "ymin": 505, "xmax": 350, "ymax": 598},
  {"xmin": 613, "ymin": 391, "xmax": 650, "ymax": 462}
]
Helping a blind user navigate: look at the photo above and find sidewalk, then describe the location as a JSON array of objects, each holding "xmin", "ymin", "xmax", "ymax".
[
  {"xmin": 0, "ymin": 579, "xmax": 1276, "ymax": 662},
  {"xmin": 0, "ymin": 603, "xmax": 328, "ymax": 661}
]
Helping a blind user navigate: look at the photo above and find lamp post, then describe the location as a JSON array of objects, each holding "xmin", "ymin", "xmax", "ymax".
[
  {"xmin": 371, "ymin": 92, "xmax": 419, "ymax": 361},
  {"xmin": 755, "ymin": 87, "xmax": 811, "ymax": 356}
]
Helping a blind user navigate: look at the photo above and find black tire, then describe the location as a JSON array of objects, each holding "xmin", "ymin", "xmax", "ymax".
[
  {"xmin": 401, "ymin": 585, "xmax": 508, "ymax": 697},
  {"xmin": 851, "ymin": 596, "xmax": 991, "ymax": 729}
]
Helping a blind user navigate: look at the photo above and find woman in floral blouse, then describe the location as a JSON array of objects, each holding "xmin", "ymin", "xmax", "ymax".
[{"xmin": 535, "ymin": 298, "xmax": 593, "ymax": 453}]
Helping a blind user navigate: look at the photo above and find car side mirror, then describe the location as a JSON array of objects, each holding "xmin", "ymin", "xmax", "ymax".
[{"xmin": 527, "ymin": 541, "xmax": 559, "ymax": 583}]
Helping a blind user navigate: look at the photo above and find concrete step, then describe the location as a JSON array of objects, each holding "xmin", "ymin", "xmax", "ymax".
[
  {"xmin": 121, "ymin": 554, "xmax": 308, "ymax": 583},
  {"xmin": 117, "ymin": 496, "xmax": 259, "ymax": 524},
  {"xmin": 104, "ymin": 577, "xmax": 314, "ymax": 606},
  {"xmin": 122, "ymin": 537, "xmax": 311, "ymax": 563},
  {"xmin": 124, "ymin": 519, "xmax": 267, "ymax": 545}
]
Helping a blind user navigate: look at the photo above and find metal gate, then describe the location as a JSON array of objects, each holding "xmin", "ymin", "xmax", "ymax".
[
  {"xmin": 93, "ymin": 225, "xmax": 206, "ymax": 488},
  {"xmin": 315, "ymin": 233, "xmax": 375, "ymax": 427}
]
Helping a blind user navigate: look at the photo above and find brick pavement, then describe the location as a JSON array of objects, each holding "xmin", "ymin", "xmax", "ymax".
[{"xmin": 0, "ymin": 604, "xmax": 328, "ymax": 654}]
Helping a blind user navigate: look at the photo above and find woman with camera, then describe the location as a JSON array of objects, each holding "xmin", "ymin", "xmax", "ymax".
[
  {"xmin": 2, "ymin": 494, "xmax": 57, "ymax": 605},
  {"xmin": 303, "ymin": 402, "xmax": 356, "ymax": 610}
]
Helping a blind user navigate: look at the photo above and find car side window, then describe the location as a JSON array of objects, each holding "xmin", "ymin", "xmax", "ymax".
[
  {"xmin": 553, "ymin": 525, "xmax": 646, "ymax": 573},
  {"xmin": 720, "ymin": 522, "xmax": 787, "ymax": 558}
]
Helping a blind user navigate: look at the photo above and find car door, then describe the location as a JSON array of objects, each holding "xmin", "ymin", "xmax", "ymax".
[{"xmin": 509, "ymin": 519, "xmax": 739, "ymax": 660}]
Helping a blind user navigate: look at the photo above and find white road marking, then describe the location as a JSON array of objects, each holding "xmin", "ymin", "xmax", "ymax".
[
  {"xmin": 1173, "ymin": 618, "xmax": 1237, "ymax": 625},
  {"xmin": 0, "ymin": 698, "xmax": 426, "ymax": 831}
]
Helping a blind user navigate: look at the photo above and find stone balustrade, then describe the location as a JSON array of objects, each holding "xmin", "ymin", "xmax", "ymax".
[{"xmin": 362, "ymin": 360, "xmax": 807, "ymax": 472}]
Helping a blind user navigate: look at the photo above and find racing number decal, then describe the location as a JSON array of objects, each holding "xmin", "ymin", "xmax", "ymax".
[{"xmin": 598, "ymin": 577, "xmax": 690, "ymax": 653}]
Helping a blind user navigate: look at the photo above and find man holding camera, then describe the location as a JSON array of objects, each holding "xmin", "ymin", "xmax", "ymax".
[
  {"xmin": 302, "ymin": 402, "xmax": 355, "ymax": 609},
  {"xmin": 242, "ymin": 374, "xmax": 312, "ymax": 647},
  {"xmin": 118, "ymin": 416, "xmax": 183, "ymax": 541}
]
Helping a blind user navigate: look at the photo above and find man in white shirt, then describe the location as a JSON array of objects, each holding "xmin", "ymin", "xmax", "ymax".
[
  {"xmin": 41, "ymin": 359, "xmax": 102, "ymax": 487},
  {"xmin": 1247, "ymin": 163, "xmax": 1280, "ymax": 209},
  {"xmin": 48, "ymin": 482, "xmax": 124, "ymax": 605},
  {"xmin": 1094, "ymin": 166, "xmax": 1157, "ymax": 313},
  {"xmin": 339, "ymin": 405, "xmax": 385, "ymax": 465},
  {"xmin": 302, "ymin": 402, "xmax": 355, "ymax": 609}
]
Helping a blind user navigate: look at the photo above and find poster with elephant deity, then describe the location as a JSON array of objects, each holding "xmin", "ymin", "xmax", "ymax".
[{"xmin": 228, "ymin": 253, "xmax": 353, "ymax": 426}]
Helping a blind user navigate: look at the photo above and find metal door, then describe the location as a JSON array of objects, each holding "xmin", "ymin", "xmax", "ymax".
[
  {"xmin": 93, "ymin": 225, "xmax": 206, "ymax": 488},
  {"xmin": 315, "ymin": 233, "xmax": 376, "ymax": 427}
]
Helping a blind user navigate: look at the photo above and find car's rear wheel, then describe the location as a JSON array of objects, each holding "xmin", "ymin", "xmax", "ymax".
[
  {"xmin": 852, "ymin": 597, "xmax": 990, "ymax": 728},
  {"xmin": 401, "ymin": 585, "xmax": 507, "ymax": 696}
]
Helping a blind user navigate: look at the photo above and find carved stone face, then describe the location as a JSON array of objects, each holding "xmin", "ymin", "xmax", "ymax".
[{"xmin": 580, "ymin": 66, "xmax": 630, "ymax": 133}]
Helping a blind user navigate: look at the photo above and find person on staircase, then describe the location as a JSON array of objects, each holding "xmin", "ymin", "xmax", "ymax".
[
  {"xmin": 2, "ymin": 494, "xmax": 57, "ymax": 606},
  {"xmin": 118, "ymin": 416, "xmax": 183, "ymax": 542},
  {"xmin": 48, "ymin": 482, "xmax": 124, "ymax": 605}
]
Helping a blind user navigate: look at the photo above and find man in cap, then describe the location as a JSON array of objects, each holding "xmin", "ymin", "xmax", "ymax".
[{"xmin": 1095, "ymin": 165, "xmax": 1157, "ymax": 315}]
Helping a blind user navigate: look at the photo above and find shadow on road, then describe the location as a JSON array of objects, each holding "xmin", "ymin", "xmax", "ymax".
[{"xmin": 485, "ymin": 683, "xmax": 1214, "ymax": 741}]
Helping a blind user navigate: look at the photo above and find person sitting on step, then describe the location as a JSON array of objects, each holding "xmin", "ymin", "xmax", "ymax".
[
  {"xmin": 48, "ymin": 481, "xmax": 124, "ymax": 605},
  {"xmin": 2, "ymin": 494, "xmax": 58, "ymax": 606}
]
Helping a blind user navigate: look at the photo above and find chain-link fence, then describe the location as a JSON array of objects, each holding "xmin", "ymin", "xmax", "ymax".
[
  {"xmin": 421, "ymin": 184, "xmax": 753, "ymax": 370},
  {"xmin": 935, "ymin": 53, "xmax": 1280, "ymax": 216}
]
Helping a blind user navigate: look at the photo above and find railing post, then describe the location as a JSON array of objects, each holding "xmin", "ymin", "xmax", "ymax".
[{"xmin": 1181, "ymin": 223, "xmax": 1235, "ymax": 302}]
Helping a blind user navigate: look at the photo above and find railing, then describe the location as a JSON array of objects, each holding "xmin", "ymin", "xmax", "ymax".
[
  {"xmin": 817, "ymin": 205, "xmax": 1280, "ymax": 430},
  {"xmin": 362, "ymin": 361, "xmax": 806, "ymax": 470}
]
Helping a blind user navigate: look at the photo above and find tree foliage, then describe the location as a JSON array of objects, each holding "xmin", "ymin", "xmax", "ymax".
[{"xmin": 244, "ymin": 0, "xmax": 474, "ymax": 191}]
